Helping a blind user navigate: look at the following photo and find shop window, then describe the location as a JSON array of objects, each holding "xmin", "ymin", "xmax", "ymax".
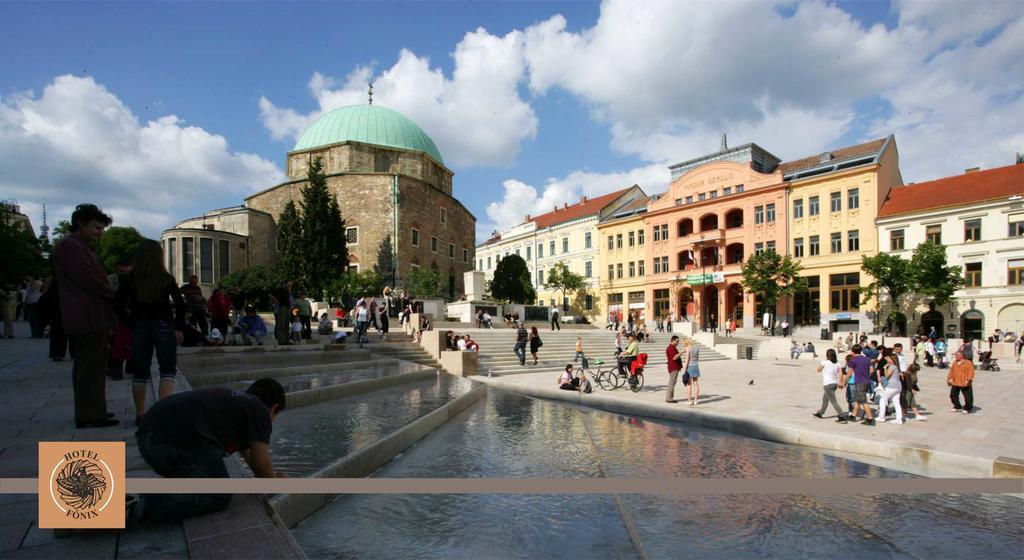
[{"xmin": 829, "ymin": 273, "xmax": 861, "ymax": 311}]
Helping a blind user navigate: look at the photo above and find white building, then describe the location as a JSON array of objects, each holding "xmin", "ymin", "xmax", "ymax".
[
  {"xmin": 875, "ymin": 163, "xmax": 1024, "ymax": 339},
  {"xmin": 475, "ymin": 186, "xmax": 646, "ymax": 319}
]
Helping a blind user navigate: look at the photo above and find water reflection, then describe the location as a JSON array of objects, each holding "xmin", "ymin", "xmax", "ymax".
[{"xmin": 292, "ymin": 390, "xmax": 1023, "ymax": 559}]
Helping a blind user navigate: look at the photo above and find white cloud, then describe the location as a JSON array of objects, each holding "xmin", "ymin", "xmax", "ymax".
[
  {"xmin": 259, "ymin": 28, "xmax": 538, "ymax": 168},
  {"xmin": 0, "ymin": 75, "xmax": 284, "ymax": 237}
]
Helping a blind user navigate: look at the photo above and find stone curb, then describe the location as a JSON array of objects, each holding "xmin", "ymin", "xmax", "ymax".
[
  {"xmin": 185, "ymin": 358, "xmax": 403, "ymax": 387},
  {"xmin": 473, "ymin": 377, "xmax": 1007, "ymax": 478},
  {"xmin": 285, "ymin": 368, "xmax": 439, "ymax": 409},
  {"xmin": 271, "ymin": 383, "xmax": 488, "ymax": 528}
]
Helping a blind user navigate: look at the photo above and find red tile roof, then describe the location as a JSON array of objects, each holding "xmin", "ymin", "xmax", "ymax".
[
  {"xmin": 778, "ymin": 137, "xmax": 888, "ymax": 175},
  {"xmin": 532, "ymin": 187, "xmax": 634, "ymax": 229},
  {"xmin": 878, "ymin": 163, "xmax": 1024, "ymax": 217}
]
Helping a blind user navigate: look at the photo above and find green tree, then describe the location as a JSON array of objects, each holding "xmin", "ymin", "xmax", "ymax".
[
  {"xmin": 326, "ymin": 270, "xmax": 386, "ymax": 307},
  {"xmin": 490, "ymin": 255, "xmax": 535, "ymax": 304},
  {"xmin": 96, "ymin": 226, "xmax": 145, "ymax": 273},
  {"xmin": 860, "ymin": 253, "xmax": 913, "ymax": 325},
  {"xmin": 300, "ymin": 156, "xmax": 347, "ymax": 299},
  {"xmin": 402, "ymin": 267, "xmax": 443, "ymax": 299},
  {"xmin": 0, "ymin": 204, "xmax": 45, "ymax": 286},
  {"xmin": 910, "ymin": 242, "xmax": 964, "ymax": 305},
  {"xmin": 218, "ymin": 265, "xmax": 285, "ymax": 311},
  {"xmin": 740, "ymin": 250, "xmax": 806, "ymax": 318},
  {"xmin": 52, "ymin": 220, "xmax": 71, "ymax": 243},
  {"xmin": 276, "ymin": 200, "xmax": 304, "ymax": 287},
  {"xmin": 375, "ymin": 234, "xmax": 394, "ymax": 278},
  {"xmin": 544, "ymin": 261, "xmax": 584, "ymax": 309}
]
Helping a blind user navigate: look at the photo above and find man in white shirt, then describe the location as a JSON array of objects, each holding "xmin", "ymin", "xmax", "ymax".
[{"xmin": 456, "ymin": 335, "xmax": 467, "ymax": 352}]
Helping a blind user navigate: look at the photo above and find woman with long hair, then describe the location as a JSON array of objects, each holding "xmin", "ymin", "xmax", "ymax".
[
  {"xmin": 529, "ymin": 326, "xmax": 542, "ymax": 365},
  {"xmin": 877, "ymin": 351, "xmax": 904, "ymax": 423},
  {"xmin": 813, "ymin": 349, "xmax": 850, "ymax": 422},
  {"xmin": 115, "ymin": 239, "xmax": 186, "ymax": 425},
  {"xmin": 682, "ymin": 338, "xmax": 701, "ymax": 405}
]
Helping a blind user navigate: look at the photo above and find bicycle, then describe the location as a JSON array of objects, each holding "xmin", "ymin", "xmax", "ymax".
[{"xmin": 579, "ymin": 359, "xmax": 620, "ymax": 391}]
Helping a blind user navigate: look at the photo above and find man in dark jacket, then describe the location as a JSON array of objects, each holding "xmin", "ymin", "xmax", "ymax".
[{"xmin": 53, "ymin": 204, "xmax": 119, "ymax": 428}]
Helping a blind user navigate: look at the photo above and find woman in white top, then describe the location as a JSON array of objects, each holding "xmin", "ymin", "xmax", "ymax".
[
  {"xmin": 877, "ymin": 352, "xmax": 904, "ymax": 423},
  {"xmin": 812, "ymin": 349, "xmax": 850, "ymax": 422}
]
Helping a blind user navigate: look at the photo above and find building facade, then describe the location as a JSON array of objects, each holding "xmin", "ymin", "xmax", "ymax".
[
  {"xmin": 475, "ymin": 186, "xmax": 646, "ymax": 320},
  {"xmin": 876, "ymin": 163, "xmax": 1024, "ymax": 339},
  {"xmin": 785, "ymin": 136, "xmax": 903, "ymax": 333},
  {"xmin": 162, "ymin": 206, "xmax": 276, "ymax": 289},
  {"xmin": 597, "ymin": 197, "xmax": 650, "ymax": 325},
  {"xmin": 644, "ymin": 144, "xmax": 788, "ymax": 329},
  {"xmin": 163, "ymin": 104, "xmax": 476, "ymax": 298}
]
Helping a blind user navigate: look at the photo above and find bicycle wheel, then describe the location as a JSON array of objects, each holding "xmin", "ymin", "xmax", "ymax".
[
  {"xmin": 629, "ymin": 372, "xmax": 644, "ymax": 392},
  {"xmin": 596, "ymin": 367, "xmax": 617, "ymax": 391}
]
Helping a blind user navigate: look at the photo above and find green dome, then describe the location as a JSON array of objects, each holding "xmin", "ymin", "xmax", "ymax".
[{"xmin": 293, "ymin": 105, "xmax": 443, "ymax": 164}]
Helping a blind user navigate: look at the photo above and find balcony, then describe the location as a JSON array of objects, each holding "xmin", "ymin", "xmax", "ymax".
[{"xmin": 678, "ymin": 228, "xmax": 724, "ymax": 245}]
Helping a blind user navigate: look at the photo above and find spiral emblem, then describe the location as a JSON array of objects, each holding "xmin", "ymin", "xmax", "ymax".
[{"xmin": 55, "ymin": 459, "xmax": 107, "ymax": 511}]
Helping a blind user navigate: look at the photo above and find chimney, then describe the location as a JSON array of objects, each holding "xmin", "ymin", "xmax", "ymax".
[
  {"xmin": 965, "ymin": 167, "xmax": 980, "ymax": 174},
  {"xmin": 579, "ymin": 195, "xmax": 587, "ymax": 204},
  {"xmin": 524, "ymin": 214, "xmax": 531, "ymax": 222},
  {"xmin": 563, "ymin": 202, "xmax": 569, "ymax": 209}
]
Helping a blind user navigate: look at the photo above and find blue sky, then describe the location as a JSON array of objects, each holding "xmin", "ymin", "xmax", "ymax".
[{"xmin": 1, "ymin": 1, "xmax": 1020, "ymax": 239}]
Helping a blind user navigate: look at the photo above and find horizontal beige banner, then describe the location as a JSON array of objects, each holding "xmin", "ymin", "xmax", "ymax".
[{"xmin": 2, "ymin": 477, "xmax": 1022, "ymax": 495}]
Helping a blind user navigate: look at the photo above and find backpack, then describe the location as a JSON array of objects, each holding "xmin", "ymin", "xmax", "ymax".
[{"xmin": 536, "ymin": 337, "xmax": 543, "ymax": 348}]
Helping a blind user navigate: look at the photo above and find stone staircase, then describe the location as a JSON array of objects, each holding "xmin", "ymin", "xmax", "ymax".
[
  {"xmin": 455, "ymin": 328, "xmax": 730, "ymax": 378},
  {"xmin": 363, "ymin": 337, "xmax": 447, "ymax": 372}
]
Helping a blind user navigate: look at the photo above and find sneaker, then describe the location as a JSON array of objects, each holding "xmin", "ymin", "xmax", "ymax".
[
  {"xmin": 812, "ymin": 412, "xmax": 824, "ymax": 419},
  {"xmin": 915, "ymin": 414, "xmax": 927, "ymax": 421},
  {"xmin": 960, "ymin": 409, "xmax": 970, "ymax": 415},
  {"xmin": 878, "ymin": 417, "xmax": 886, "ymax": 423},
  {"xmin": 950, "ymin": 408, "xmax": 961, "ymax": 412},
  {"xmin": 861, "ymin": 419, "xmax": 875, "ymax": 426},
  {"xmin": 836, "ymin": 417, "xmax": 848, "ymax": 424}
]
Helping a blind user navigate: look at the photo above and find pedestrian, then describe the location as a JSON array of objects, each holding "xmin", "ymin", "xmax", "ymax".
[
  {"xmin": 132, "ymin": 379, "xmax": 287, "ymax": 521},
  {"xmin": 513, "ymin": 321, "xmax": 528, "ymax": 366},
  {"xmin": 238, "ymin": 306, "xmax": 267, "ymax": 345},
  {"xmin": 843, "ymin": 344, "xmax": 875, "ymax": 425},
  {"xmin": 38, "ymin": 275, "xmax": 70, "ymax": 360},
  {"xmin": 618, "ymin": 333, "xmax": 640, "ymax": 382},
  {"xmin": 665, "ymin": 335, "xmax": 683, "ymax": 403},
  {"xmin": 574, "ymin": 336, "xmax": 584, "ymax": 363},
  {"xmin": 682, "ymin": 338, "xmax": 701, "ymax": 405},
  {"xmin": 925, "ymin": 337, "xmax": 937, "ymax": 367},
  {"xmin": 53, "ymin": 204, "xmax": 119, "ymax": 428},
  {"xmin": 958, "ymin": 339, "xmax": 975, "ymax": 363},
  {"xmin": 481, "ymin": 311, "xmax": 493, "ymax": 329},
  {"xmin": 22, "ymin": 276, "xmax": 43, "ymax": 338},
  {"xmin": 614, "ymin": 328, "xmax": 625, "ymax": 357},
  {"xmin": 295, "ymin": 292, "xmax": 313, "ymax": 340},
  {"xmin": 115, "ymin": 240, "xmax": 187, "ymax": 426},
  {"xmin": 271, "ymin": 282, "xmax": 293, "ymax": 345},
  {"xmin": 529, "ymin": 326, "xmax": 542, "ymax": 365},
  {"xmin": 903, "ymin": 363, "xmax": 925, "ymax": 420},
  {"xmin": 377, "ymin": 294, "xmax": 389, "ymax": 339},
  {"xmin": 0, "ymin": 286, "xmax": 16, "ymax": 338},
  {"xmin": 666, "ymin": 315, "xmax": 673, "ymax": 333},
  {"xmin": 727, "ymin": 316, "xmax": 736, "ymax": 337},
  {"xmin": 229, "ymin": 290, "xmax": 246, "ymax": 327},
  {"xmin": 207, "ymin": 288, "xmax": 232, "ymax": 339},
  {"xmin": 947, "ymin": 351, "xmax": 975, "ymax": 414},
  {"xmin": 782, "ymin": 319, "xmax": 790, "ymax": 337},
  {"xmin": 813, "ymin": 349, "xmax": 850, "ymax": 422},
  {"xmin": 877, "ymin": 351, "xmax": 904, "ymax": 423},
  {"xmin": 290, "ymin": 308, "xmax": 302, "ymax": 344},
  {"xmin": 180, "ymin": 275, "xmax": 208, "ymax": 335},
  {"xmin": 914, "ymin": 336, "xmax": 928, "ymax": 366},
  {"xmin": 550, "ymin": 303, "xmax": 561, "ymax": 331},
  {"xmin": 936, "ymin": 338, "xmax": 948, "ymax": 369}
]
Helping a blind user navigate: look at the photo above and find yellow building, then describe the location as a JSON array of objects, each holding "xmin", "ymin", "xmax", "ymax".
[
  {"xmin": 475, "ymin": 186, "xmax": 646, "ymax": 320},
  {"xmin": 785, "ymin": 135, "xmax": 903, "ymax": 334},
  {"xmin": 597, "ymin": 197, "xmax": 651, "ymax": 326}
]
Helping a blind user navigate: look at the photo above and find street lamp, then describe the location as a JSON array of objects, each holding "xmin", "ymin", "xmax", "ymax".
[{"xmin": 698, "ymin": 234, "xmax": 706, "ymax": 331}]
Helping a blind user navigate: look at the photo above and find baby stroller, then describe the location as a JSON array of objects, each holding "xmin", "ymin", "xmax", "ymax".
[
  {"xmin": 978, "ymin": 351, "xmax": 1000, "ymax": 371},
  {"xmin": 627, "ymin": 353, "xmax": 647, "ymax": 393}
]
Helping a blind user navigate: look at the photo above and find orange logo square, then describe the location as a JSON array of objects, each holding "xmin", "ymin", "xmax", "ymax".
[{"xmin": 38, "ymin": 442, "xmax": 126, "ymax": 529}]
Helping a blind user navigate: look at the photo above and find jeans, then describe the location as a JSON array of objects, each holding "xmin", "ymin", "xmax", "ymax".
[
  {"xmin": 551, "ymin": 316, "xmax": 560, "ymax": 330},
  {"xmin": 69, "ymin": 331, "xmax": 110, "ymax": 422},
  {"xmin": 817, "ymin": 383, "xmax": 846, "ymax": 417},
  {"xmin": 356, "ymin": 320, "xmax": 368, "ymax": 340},
  {"xmin": 136, "ymin": 430, "xmax": 232, "ymax": 521},
  {"xmin": 950, "ymin": 385, "xmax": 974, "ymax": 412},
  {"xmin": 574, "ymin": 351, "xmax": 584, "ymax": 363},
  {"xmin": 274, "ymin": 307, "xmax": 290, "ymax": 344},
  {"xmin": 513, "ymin": 342, "xmax": 527, "ymax": 365},
  {"xmin": 132, "ymin": 320, "xmax": 178, "ymax": 385}
]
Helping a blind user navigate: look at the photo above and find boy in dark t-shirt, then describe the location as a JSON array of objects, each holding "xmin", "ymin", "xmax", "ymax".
[{"xmin": 132, "ymin": 379, "xmax": 287, "ymax": 521}]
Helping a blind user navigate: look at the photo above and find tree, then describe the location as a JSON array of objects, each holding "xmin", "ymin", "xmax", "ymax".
[
  {"xmin": 276, "ymin": 200, "xmax": 304, "ymax": 287},
  {"xmin": 96, "ymin": 226, "xmax": 145, "ymax": 273},
  {"xmin": 375, "ymin": 234, "xmax": 394, "ymax": 278},
  {"xmin": 910, "ymin": 242, "xmax": 963, "ymax": 305},
  {"xmin": 860, "ymin": 253, "xmax": 913, "ymax": 325},
  {"xmin": 0, "ymin": 204, "xmax": 45, "ymax": 286},
  {"xmin": 740, "ymin": 250, "xmax": 806, "ymax": 318},
  {"xmin": 490, "ymin": 254, "xmax": 535, "ymax": 304},
  {"xmin": 218, "ymin": 265, "xmax": 285, "ymax": 311},
  {"xmin": 52, "ymin": 220, "xmax": 71, "ymax": 243},
  {"xmin": 402, "ymin": 267, "xmax": 443, "ymax": 299},
  {"xmin": 544, "ymin": 261, "xmax": 584, "ymax": 309},
  {"xmin": 300, "ymin": 156, "xmax": 347, "ymax": 299},
  {"xmin": 325, "ymin": 270, "xmax": 386, "ymax": 307}
]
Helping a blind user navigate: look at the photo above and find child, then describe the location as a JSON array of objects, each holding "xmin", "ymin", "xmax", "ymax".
[
  {"xmin": 574, "ymin": 336, "xmax": 585, "ymax": 363},
  {"xmin": 904, "ymin": 363, "xmax": 925, "ymax": 420},
  {"xmin": 317, "ymin": 312, "xmax": 333, "ymax": 335},
  {"xmin": 290, "ymin": 308, "xmax": 302, "ymax": 344}
]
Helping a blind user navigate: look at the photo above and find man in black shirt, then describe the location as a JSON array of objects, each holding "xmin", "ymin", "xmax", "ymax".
[
  {"xmin": 513, "ymin": 321, "xmax": 528, "ymax": 366},
  {"xmin": 179, "ymin": 275, "xmax": 208, "ymax": 335},
  {"xmin": 133, "ymin": 379, "xmax": 287, "ymax": 521}
]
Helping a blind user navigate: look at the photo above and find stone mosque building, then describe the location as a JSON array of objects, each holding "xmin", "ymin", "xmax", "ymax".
[{"xmin": 162, "ymin": 104, "xmax": 477, "ymax": 298}]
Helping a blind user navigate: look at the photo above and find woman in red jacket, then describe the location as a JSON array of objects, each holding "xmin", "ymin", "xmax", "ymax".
[{"xmin": 207, "ymin": 288, "xmax": 232, "ymax": 338}]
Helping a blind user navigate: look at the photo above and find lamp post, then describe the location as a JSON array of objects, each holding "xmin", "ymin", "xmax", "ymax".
[{"xmin": 699, "ymin": 234, "xmax": 706, "ymax": 332}]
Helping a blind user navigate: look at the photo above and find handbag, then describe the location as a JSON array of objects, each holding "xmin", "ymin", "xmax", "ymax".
[{"xmin": 682, "ymin": 371, "xmax": 691, "ymax": 386}]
